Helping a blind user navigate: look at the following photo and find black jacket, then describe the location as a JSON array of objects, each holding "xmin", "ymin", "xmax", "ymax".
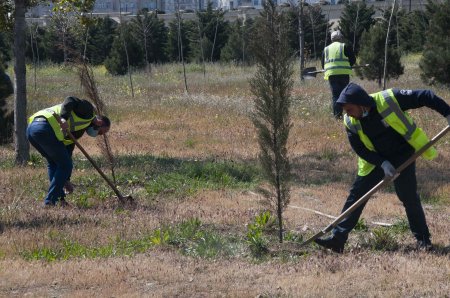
[{"xmin": 346, "ymin": 89, "xmax": 450, "ymax": 167}]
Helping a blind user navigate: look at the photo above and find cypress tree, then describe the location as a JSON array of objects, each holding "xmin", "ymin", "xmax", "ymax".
[{"xmin": 249, "ymin": 0, "xmax": 293, "ymax": 243}]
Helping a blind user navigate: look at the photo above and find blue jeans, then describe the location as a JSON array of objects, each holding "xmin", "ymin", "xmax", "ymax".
[
  {"xmin": 328, "ymin": 75, "xmax": 350, "ymax": 118},
  {"xmin": 332, "ymin": 162, "xmax": 430, "ymax": 243},
  {"xmin": 26, "ymin": 119, "xmax": 73, "ymax": 205}
]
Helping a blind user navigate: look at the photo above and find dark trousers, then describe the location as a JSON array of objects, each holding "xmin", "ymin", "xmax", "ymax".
[
  {"xmin": 332, "ymin": 162, "xmax": 430, "ymax": 243},
  {"xmin": 27, "ymin": 119, "xmax": 73, "ymax": 205},
  {"xmin": 328, "ymin": 75, "xmax": 350, "ymax": 118}
]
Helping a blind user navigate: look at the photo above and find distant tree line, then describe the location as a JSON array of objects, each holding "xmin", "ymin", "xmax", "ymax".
[
  {"xmin": 0, "ymin": 0, "xmax": 448, "ymax": 84},
  {"xmin": 0, "ymin": 3, "xmax": 365, "ymax": 73}
]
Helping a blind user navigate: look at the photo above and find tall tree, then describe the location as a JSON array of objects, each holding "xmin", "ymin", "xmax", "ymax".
[
  {"xmin": 286, "ymin": 4, "xmax": 329, "ymax": 60},
  {"xmin": 129, "ymin": 9, "xmax": 167, "ymax": 74},
  {"xmin": 250, "ymin": 0, "xmax": 293, "ymax": 243},
  {"xmin": 81, "ymin": 17, "xmax": 117, "ymax": 65},
  {"xmin": 13, "ymin": 0, "xmax": 29, "ymax": 164},
  {"xmin": 419, "ymin": 0, "xmax": 450, "ymax": 85},
  {"xmin": 396, "ymin": 10, "xmax": 428, "ymax": 53},
  {"xmin": 166, "ymin": 16, "xmax": 192, "ymax": 63},
  {"xmin": 191, "ymin": 2, "xmax": 229, "ymax": 62},
  {"xmin": 338, "ymin": 1, "xmax": 375, "ymax": 55},
  {"xmin": 2, "ymin": 0, "xmax": 97, "ymax": 164}
]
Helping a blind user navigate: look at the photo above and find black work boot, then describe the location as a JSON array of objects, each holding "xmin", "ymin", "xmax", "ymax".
[
  {"xmin": 416, "ymin": 239, "xmax": 433, "ymax": 252},
  {"xmin": 314, "ymin": 236, "xmax": 345, "ymax": 253}
]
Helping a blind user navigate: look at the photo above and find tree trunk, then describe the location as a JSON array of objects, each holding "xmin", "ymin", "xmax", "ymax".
[
  {"xmin": 383, "ymin": 0, "xmax": 396, "ymax": 90},
  {"xmin": 298, "ymin": 0, "xmax": 305, "ymax": 81},
  {"xmin": 176, "ymin": 2, "xmax": 188, "ymax": 94},
  {"xmin": 13, "ymin": 0, "xmax": 29, "ymax": 164}
]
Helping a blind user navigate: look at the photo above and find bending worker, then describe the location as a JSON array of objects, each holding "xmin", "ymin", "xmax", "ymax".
[
  {"xmin": 315, "ymin": 83, "xmax": 450, "ymax": 253},
  {"xmin": 322, "ymin": 30, "xmax": 356, "ymax": 119},
  {"xmin": 27, "ymin": 96, "xmax": 111, "ymax": 206}
]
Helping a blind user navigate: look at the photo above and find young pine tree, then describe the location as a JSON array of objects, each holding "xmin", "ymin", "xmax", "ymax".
[
  {"xmin": 220, "ymin": 19, "xmax": 255, "ymax": 65},
  {"xmin": 357, "ymin": 22, "xmax": 404, "ymax": 87},
  {"xmin": 249, "ymin": 0, "xmax": 293, "ymax": 243},
  {"xmin": 419, "ymin": 0, "xmax": 450, "ymax": 85}
]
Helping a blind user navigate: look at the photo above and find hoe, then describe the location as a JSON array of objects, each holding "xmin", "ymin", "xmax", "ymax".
[
  {"xmin": 67, "ymin": 131, "xmax": 133, "ymax": 204},
  {"xmin": 299, "ymin": 125, "xmax": 450, "ymax": 248}
]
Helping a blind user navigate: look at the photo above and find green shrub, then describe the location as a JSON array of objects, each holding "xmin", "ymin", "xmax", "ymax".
[{"xmin": 246, "ymin": 211, "xmax": 274, "ymax": 258}]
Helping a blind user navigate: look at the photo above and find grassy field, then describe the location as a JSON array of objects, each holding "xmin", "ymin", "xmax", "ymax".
[{"xmin": 1, "ymin": 56, "xmax": 449, "ymax": 297}]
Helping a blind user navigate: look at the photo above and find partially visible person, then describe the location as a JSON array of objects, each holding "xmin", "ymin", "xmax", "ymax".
[
  {"xmin": 27, "ymin": 96, "xmax": 111, "ymax": 206},
  {"xmin": 0, "ymin": 64, "xmax": 14, "ymax": 143},
  {"xmin": 315, "ymin": 83, "xmax": 450, "ymax": 253},
  {"xmin": 322, "ymin": 30, "xmax": 356, "ymax": 119}
]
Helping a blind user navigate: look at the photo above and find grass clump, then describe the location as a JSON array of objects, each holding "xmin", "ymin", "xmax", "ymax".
[
  {"xmin": 354, "ymin": 218, "xmax": 369, "ymax": 231},
  {"xmin": 368, "ymin": 227, "xmax": 399, "ymax": 251},
  {"xmin": 390, "ymin": 218, "xmax": 410, "ymax": 234},
  {"xmin": 157, "ymin": 218, "xmax": 239, "ymax": 259},
  {"xmin": 145, "ymin": 160, "xmax": 260, "ymax": 198},
  {"xmin": 22, "ymin": 236, "xmax": 154, "ymax": 261}
]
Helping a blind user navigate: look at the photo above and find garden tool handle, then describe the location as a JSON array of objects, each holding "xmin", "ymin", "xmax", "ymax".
[{"xmin": 66, "ymin": 130, "xmax": 126, "ymax": 201}]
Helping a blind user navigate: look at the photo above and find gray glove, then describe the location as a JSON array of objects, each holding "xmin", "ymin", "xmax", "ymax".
[
  {"xmin": 446, "ymin": 115, "xmax": 450, "ymax": 126},
  {"xmin": 381, "ymin": 161, "xmax": 396, "ymax": 178}
]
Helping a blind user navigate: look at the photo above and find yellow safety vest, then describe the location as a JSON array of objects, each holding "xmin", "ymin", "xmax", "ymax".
[
  {"xmin": 324, "ymin": 42, "xmax": 353, "ymax": 80},
  {"xmin": 28, "ymin": 104, "xmax": 95, "ymax": 145},
  {"xmin": 344, "ymin": 89, "xmax": 437, "ymax": 176}
]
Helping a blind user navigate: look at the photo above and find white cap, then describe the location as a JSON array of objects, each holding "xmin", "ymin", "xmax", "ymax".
[{"xmin": 331, "ymin": 30, "xmax": 343, "ymax": 41}]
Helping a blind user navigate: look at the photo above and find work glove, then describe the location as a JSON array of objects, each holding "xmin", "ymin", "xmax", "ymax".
[
  {"xmin": 381, "ymin": 161, "xmax": 396, "ymax": 178},
  {"xmin": 446, "ymin": 115, "xmax": 450, "ymax": 127}
]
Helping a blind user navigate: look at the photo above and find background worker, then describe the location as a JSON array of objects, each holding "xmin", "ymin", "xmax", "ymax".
[
  {"xmin": 0, "ymin": 64, "xmax": 14, "ymax": 143},
  {"xmin": 315, "ymin": 83, "xmax": 450, "ymax": 253},
  {"xmin": 322, "ymin": 30, "xmax": 356, "ymax": 119},
  {"xmin": 27, "ymin": 96, "xmax": 111, "ymax": 206}
]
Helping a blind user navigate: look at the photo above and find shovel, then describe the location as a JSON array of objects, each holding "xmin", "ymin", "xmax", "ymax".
[
  {"xmin": 299, "ymin": 125, "xmax": 450, "ymax": 248},
  {"xmin": 302, "ymin": 64, "xmax": 370, "ymax": 79},
  {"xmin": 67, "ymin": 131, "xmax": 133, "ymax": 204}
]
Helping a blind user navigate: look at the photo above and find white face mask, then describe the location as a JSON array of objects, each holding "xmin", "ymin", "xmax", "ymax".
[
  {"xmin": 361, "ymin": 107, "xmax": 369, "ymax": 118},
  {"xmin": 86, "ymin": 126, "xmax": 99, "ymax": 137}
]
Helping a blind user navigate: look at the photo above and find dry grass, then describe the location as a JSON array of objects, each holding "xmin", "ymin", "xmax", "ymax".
[{"xmin": 1, "ymin": 57, "xmax": 449, "ymax": 297}]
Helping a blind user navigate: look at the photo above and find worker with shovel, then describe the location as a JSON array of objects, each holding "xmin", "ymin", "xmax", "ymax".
[
  {"xmin": 315, "ymin": 83, "xmax": 450, "ymax": 253},
  {"xmin": 322, "ymin": 30, "xmax": 356, "ymax": 119},
  {"xmin": 27, "ymin": 96, "xmax": 111, "ymax": 206}
]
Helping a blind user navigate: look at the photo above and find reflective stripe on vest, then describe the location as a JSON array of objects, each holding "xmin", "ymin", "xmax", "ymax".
[
  {"xmin": 28, "ymin": 104, "xmax": 95, "ymax": 145},
  {"xmin": 344, "ymin": 89, "xmax": 437, "ymax": 176},
  {"xmin": 324, "ymin": 42, "xmax": 353, "ymax": 80}
]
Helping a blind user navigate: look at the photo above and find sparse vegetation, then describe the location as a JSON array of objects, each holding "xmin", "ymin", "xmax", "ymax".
[{"xmin": 0, "ymin": 57, "xmax": 449, "ymax": 296}]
